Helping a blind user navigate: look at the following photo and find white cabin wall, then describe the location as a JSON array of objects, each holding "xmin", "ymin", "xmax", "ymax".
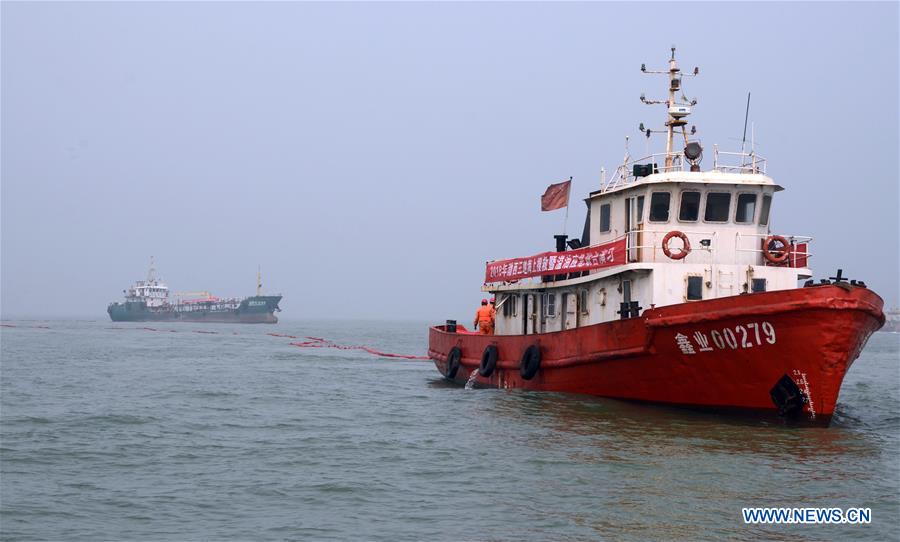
[
  {"xmin": 490, "ymin": 260, "xmax": 809, "ymax": 335},
  {"xmin": 636, "ymin": 183, "xmax": 779, "ymax": 267},
  {"xmin": 590, "ymin": 180, "xmax": 781, "ymax": 269},
  {"xmin": 493, "ymin": 296, "xmax": 512, "ymax": 335},
  {"xmin": 492, "ymin": 292, "xmax": 542, "ymax": 336},
  {"xmin": 609, "ymin": 197, "xmax": 626, "ymax": 241},
  {"xmin": 488, "ymin": 172, "xmax": 810, "ymax": 336},
  {"xmin": 590, "ymin": 192, "xmax": 631, "ymax": 247},
  {"xmin": 497, "ymin": 273, "xmax": 656, "ymax": 330},
  {"xmin": 542, "ymin": 306, "xmax": 562, "ymax": 332},
  {"xmin": 653, "ymin": 262, "xmax": 808, "ymax": 308}
]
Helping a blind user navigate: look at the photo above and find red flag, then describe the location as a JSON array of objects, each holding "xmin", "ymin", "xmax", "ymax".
[{"xmin": 540, "ymin": 179, "xmax": 571, "ymax": 211}]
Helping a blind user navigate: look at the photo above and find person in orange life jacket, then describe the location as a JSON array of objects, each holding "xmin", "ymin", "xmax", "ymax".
[{"xmin": 474, "ymin": 298, "xmax": 494, "ymax": 335}]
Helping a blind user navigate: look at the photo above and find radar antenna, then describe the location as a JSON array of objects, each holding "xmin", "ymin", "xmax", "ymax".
[{"xmin": 638, "ymin": 46, "xmax": 700, "ymax": 170}]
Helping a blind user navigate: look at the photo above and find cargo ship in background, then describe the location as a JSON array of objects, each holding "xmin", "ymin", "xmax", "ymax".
[
  {"xmin": 883, "ymin": 309, "xmax": 900, "ymax": 333},
  {"xmin": 428, "ymin": 49, "xmax": 886, "ymax": 425},
  {"xmin": 107, "ymin": 259, "xmax": 282, "ymax": 323}
]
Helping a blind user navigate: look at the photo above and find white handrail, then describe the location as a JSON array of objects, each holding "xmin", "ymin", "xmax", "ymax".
[
  {"xmin": 602, "ymin": 147, "xmax": 768, "ymax": 193},
  {"xmin": 734, "ymin": 233, "xmax": 813, "ymax": 265}
]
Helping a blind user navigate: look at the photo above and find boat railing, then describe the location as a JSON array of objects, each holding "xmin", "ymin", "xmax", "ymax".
[
  {"xmin": 487, "ymin": 228, "xmax": 811, "ymax": 288},
  {"xmin": 712, "ymin": 146, "xmax": 767, "ymax": 175},
  {"xmin": 601, "ymin": 147, "xmax": 768, "ymax": 192},
  {"xmin": 735, "ymin": 233, "xmax": 813, "ymax": 268},
  {"xmin": 626, "ymin": 229, "xmax": 810, "ymax": 267},
  {"xmin": 624, "ymin": 229, "xmax": 718, "ymax": 264},
  {"xmin": 602, "ymin": 152, "xmax": 685, "ymax": 192},
  {"xmin": 538, "ymin": 229, "xmax": 718, "ymax": 283}
]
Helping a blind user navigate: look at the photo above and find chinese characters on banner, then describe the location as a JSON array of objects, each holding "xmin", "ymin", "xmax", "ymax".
[{"xmin": 485, "ymin": 238, "xmax": 626, "ymax": 283}]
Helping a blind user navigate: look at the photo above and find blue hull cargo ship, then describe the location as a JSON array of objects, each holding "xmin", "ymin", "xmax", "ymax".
[{"xmin": 107, "ymin": 259, "xmax": 282, "ymax": 324}]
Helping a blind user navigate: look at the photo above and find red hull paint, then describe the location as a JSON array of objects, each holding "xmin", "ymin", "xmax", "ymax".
[{"xmin": 428, "ymin": 285, "xmax": 884, "ymax": 425}]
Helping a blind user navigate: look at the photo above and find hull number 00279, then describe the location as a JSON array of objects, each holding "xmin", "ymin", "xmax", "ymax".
[{"xmin": 674, "ymin": 322, "xmax": 776, "ymax": 355}]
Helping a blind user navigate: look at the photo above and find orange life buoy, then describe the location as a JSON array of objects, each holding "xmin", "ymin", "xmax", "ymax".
[
  {"xmin": 662, "ymin": 230, "xmax": 691, "ymax": 260},
  {"xmin": 762, "ymin": 235, "xmax": 791, "ymax": 264}
]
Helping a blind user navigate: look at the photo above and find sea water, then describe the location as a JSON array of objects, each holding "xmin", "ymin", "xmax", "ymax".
[{"xmin": 1, "ymin": 320, "xmax": 898, "ymax": 541}]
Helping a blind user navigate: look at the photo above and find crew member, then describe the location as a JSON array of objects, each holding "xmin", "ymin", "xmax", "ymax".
[{"xmin": 474, "ymin": 298, "xmax": 494, "ymax": 335}]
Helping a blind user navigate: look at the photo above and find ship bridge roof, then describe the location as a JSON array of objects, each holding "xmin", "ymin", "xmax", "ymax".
[{"xmin": 587, "ymin": 170, "xmax": 782, "ymax": 200}]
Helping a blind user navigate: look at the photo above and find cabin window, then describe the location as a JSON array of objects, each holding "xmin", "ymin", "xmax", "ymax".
[
  {"xmin": 622, "ymin": 280, "xmax": 632, "ymax": 304},
  {"xmin": 542, "ymin": 293, "xmax": 556, "ymax": 317},
  {"xmin": 759, "ymin": 194, "xmax": 772, "ymax": 225},
  {"xmin": 704, "ymin": 192, "xmax": 731, "ymax": 222},
  {"xmin": 735, "ymin": 193, "xmax": 757, "ymax": 224},
  {"xmin": 751, "ymin": 278, "xmax": 767, "ymax": 293},
  {"xmin": 502, "ymin": 294, "xmax": 518, "ymax": 317},
  {"xmin": 636, "ymin": 196, "xmax": 645, "ymax": 223},
  {"xmin": 649, "ymin": 192, "xmax": 670, "ymax": 222},
  {"xmin": 599, "ymin": 203, "xmax": 611, "ymax": 233},
  {"xmin": 579, "ymin": 289, "xmax": 589, "ymax": 315},
  {"xmin": 678, "ymin": 191, "xmax": 701, "ymax": 221},
  {"xmin": 686, "ymin": 276, "xmax": 703, "ymax": 300}
]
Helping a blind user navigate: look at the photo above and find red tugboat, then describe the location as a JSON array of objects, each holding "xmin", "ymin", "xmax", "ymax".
[{"xmin": 428, "ymin": 49, "xmax": 885, "ymax": 425}]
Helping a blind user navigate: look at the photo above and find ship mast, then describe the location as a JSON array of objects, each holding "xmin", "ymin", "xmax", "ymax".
[
  {"xmin": 257, "ymin": 265, "xmax": 262, "ymax": 297},
  {"xmin": 147, "ymin": 256, "xmax": 157, "ymax": 283},
  {"xmin": 639, "ymin": 47, "xmax": 699, "ymax": 170}
]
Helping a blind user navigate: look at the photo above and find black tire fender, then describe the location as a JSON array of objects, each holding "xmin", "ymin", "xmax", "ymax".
[
  {"xmin": 479, "ymin": 345, "xmax": 499, "ymax": 377},
  {"xmin": 520, "ymin": 345, "xmax": 541, "ymax": 380},
  {"xmin": 445, "ymin": 347, "xmax": 462, "ymax": 379}
]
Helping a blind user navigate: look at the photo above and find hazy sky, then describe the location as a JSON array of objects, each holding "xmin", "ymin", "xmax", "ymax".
[{"xmin": 2, "ymin": 2, "xmax": 898, "ymax": 321}]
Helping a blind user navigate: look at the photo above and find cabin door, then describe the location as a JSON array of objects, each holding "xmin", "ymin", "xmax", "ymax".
[
  {"xmin": 523, "ymin": 294, "xmax": 536, "ymax": 335},
  {"xmin": 562, "ymin": 293, "xmax": 577, "ymax": 330},
  {"xmin": 625, "ymin": 196, "xmax": 644, "ymax": 262}
]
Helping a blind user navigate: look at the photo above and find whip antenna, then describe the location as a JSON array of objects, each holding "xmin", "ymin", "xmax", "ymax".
[{"xmin": 741, "ymin": 92, "xmax": 751, "ymax": 153}]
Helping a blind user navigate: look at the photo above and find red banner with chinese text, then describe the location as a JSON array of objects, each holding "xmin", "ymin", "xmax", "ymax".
[{"xmin": 485, "ymin": 238, "xmax": 626, "ymax": 283}]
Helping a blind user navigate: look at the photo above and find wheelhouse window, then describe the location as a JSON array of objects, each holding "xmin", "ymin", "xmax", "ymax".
[
  {"xmin": 759, "ymin": 194, "xmax": 772, "ymax": 225},
  {"xmin": 599, "ymin": 203, "xmax": 611, "ymax": 233},
  {"xmin": 735, "ymin": 193, "xmax": 757, "ymax": 224},
  {"xmin": 649, "ymin": 192, "xmax": 670, "ymax": 222},
  {"xmin": 686, "ymin": 276, "xmax": 703, "ymax": 301},
  {"xmin": 542, "ymin": 293, "xmax": 556, "ymax": 317},
  {"xmin": 678, "ymin": 191, "xmax": 701, "ymax": 221},
  {"xmin": 704, "ymin": 192, "xmax": 731, "ymax": 222}
]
